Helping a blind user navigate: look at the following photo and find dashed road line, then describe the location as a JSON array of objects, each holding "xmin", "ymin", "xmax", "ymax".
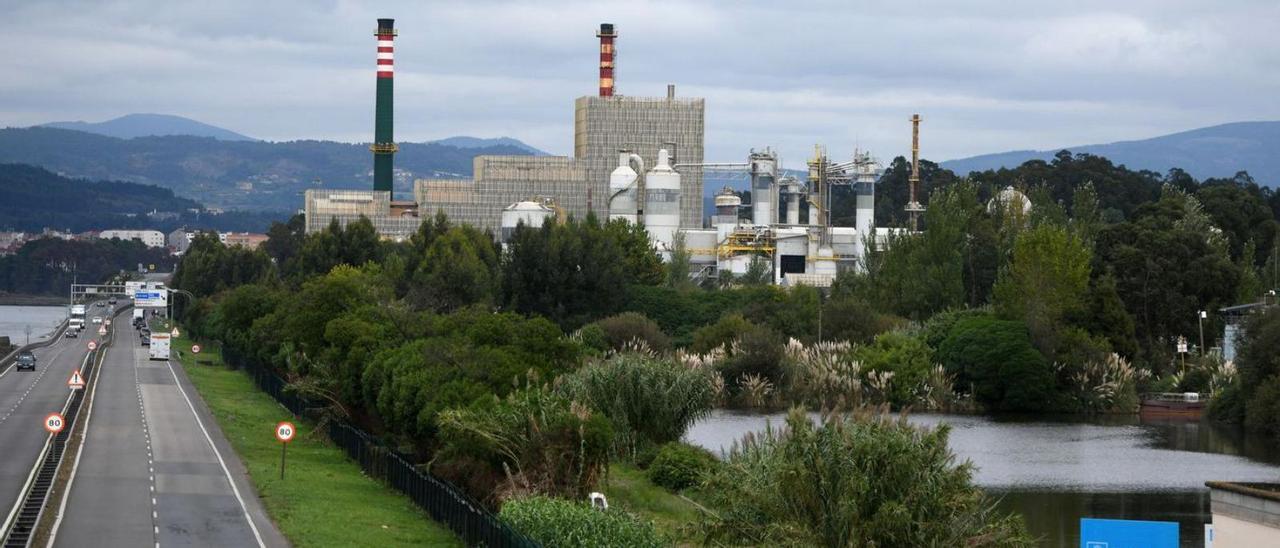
[{"xmin": 0, "ymin": 342, "xmax": 72, "ymax": 425}]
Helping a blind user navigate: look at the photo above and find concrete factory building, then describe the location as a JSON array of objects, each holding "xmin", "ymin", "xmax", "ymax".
[{"xmin": 304, "ymin": 19, "xmax": 905, "ymax": 286}]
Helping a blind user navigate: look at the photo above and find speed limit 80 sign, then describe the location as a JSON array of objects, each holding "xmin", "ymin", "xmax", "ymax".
[
  {"xmin": 44, "ymin": 413, "xmax": 65, "ymax": 434},
  {"xmin": 275, "ymin": 422, "xmax": 295, "ymax": 443}
]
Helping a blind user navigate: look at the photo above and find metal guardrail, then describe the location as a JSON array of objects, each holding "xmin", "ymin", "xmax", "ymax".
[
  {"xmin": 0, "ymin": 322, "xmax": 69, "ymax": 373},
  {"xmin": 220, "ymin": 346, "xmax": 539, "ymax": 548}
]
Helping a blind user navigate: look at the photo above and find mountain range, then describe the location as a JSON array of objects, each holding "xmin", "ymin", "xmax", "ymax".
[
  {"xmin": 941, "ymin": 121, "xmax": 1280, "ymax": 187},
  {"xmin": 41, "ymin": 113, "xmax": 258, "ymax": 142}
]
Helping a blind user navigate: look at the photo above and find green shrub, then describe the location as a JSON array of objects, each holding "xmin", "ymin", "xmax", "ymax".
[
  {"xmin": 920, "ymin": 308, "xmax": 989, "ymax": 350},
  {"xmin": 718, "ymin": 323, "xmax": 786, "ymax": 389},
  {"xmin": 646, "ymin": 442, "xmax": 720, "ymax": 491},
  {"xmin": 558, "ymin": 353, "xmax": 716, "ymax": 457},
  {"xmin": 500, "ymin": 496, "xmax": 666, "ymax": 548},
  {"xmin": 436, "ymin": 386, "xmax": 613, "ymax": 505},
  {"xmin": 701, "ymin": 409, "xmax": 1032, "ymax": 547},
  {"xmin": 573, "ymin": 323, "xmax": 609, "ymax": 354},
  {"xmin": 937, "ymin": 314, "xmax": 1058, "ymax": 412},
  {"xmin": 591, "ymin": 312, "xmax": 671, "ymax": 353},
  {"xmin": 822, "ymin": 296, "xmax": 900, "ymax": 345},
  {"xmin": 852, "ymin": 331, "xmax": 934, "ymax": 407},
  {"xmin": 690, "ymin": 313, "xmax": 756, "ymax": 354},
  {"xmin": 1208, "ymin": 379, "xmax": 1247, "ymax": 424},
  {"xmin": 1244, "ymin": 377, "xmax": 1280, "ymax": 439}
]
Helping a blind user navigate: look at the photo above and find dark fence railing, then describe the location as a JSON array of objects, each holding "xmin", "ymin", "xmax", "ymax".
[{"xmin": 219, "ymin": 345, "xmax": 538, "ymax": 548}]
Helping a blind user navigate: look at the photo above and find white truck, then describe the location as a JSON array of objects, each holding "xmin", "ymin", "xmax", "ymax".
[
  {"xmin": 133, "ymin": 308, "xmax": 144, "ymax": 325},
  {"xmin": 69, "ymin": 304, "xmax": 86, "ymax": 331},
  {"xmin": 148, "ymin": 332, "xmax": 171, "ymax": 361}
]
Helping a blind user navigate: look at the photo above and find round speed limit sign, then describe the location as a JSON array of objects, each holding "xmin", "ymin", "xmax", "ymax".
[
  {"xmin": 275, "ymin": 422, "xmax": 295, "ymax": 443},
  {"xmin": 191, "ymin": 345, "xmax": 202, "ymax": 354},
  {"xmin": 87, "ymin": 341, "xmax": 98, "ymax": 351},
  {"xmin": 44, "ymin": 413, "xmax": 65, "ymax": 434}
]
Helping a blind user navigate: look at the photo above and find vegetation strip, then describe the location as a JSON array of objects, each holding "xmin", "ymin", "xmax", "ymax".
[{"xmin": 170, "ymin": 335, "xmax": 462, "ymax": 548}]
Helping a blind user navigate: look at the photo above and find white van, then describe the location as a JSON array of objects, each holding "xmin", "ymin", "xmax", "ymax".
[{"xmin": 148, "ymin": 333, "xmax": 171, "ymax": 361}]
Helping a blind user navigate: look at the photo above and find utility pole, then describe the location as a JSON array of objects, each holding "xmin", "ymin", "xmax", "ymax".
[{"xmin": 1198, "ymin": 310, "xmax": 1207, "ymax": 357}]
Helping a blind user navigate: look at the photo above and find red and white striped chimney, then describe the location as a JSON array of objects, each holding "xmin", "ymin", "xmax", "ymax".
[
  {"xmin": 596, "ymin": 23, "xmax": 616, "ymax": 97},
  {"xmin": 376, "ymin": 19, "xmax": 395, "ymax": 78}
]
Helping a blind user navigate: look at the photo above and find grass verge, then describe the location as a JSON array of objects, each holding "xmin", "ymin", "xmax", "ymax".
[
  {"xmin": 171, "ymin": 334, "xmax": 462, "ymax": 547},
  {"xmin": 603, "ymin": 463, "xmax": 710, "ymax": 546}
]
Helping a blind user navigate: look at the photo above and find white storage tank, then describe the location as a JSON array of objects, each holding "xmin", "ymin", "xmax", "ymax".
[
  {"xmin": 644, "ymin": 149, "xmax": 681, "ymax": 250},
  {"xmin": 500, "ymin": 201, "xmax": 555, "ymax": 242},
  {"xmin": 608, "ymin": 152, "xmax": 639, "ymax": 224},
  {"xmin": 750, "ymin": 153, "xmax": 776, "ymax": 226}
]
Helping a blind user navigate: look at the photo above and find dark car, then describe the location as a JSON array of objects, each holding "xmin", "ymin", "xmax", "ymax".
[
  {"xmin": 65, "ymin": 329, "xmax": 78, "ymax": 338},
  {"xmin": 15, "ymin": 351, "xmax": 36, "ymax": 371},
  {"xmin": 140, "ymin": 334, "xmax": 151, "ymax": 346},
  {"xmin": 108, "ymin": 297, "xmax": 118, "ymax": 305}
]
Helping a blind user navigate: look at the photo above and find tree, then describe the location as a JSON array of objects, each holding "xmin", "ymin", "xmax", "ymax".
[
  {"xmin": 501, "ymin": 215, "xmax": 628, "ymax": 328},
  {"xmin": 993, "ymin": 224, "xmax": 1092, "ymax": 356},
  {"xmin": 739, "ymin": 254, "xmax": 772, "ymax": 286},
  {"xmin": 666, "ymin": 231, "xmax": 694, "ymax": 289},
  {"xmin": 409, "ymin": 226, "xmax": 499, "ymax": 312},
  {"xmin": 604, "ymin": 219, "xmax": 664, "ymax": 286},
  {"xmin": 262, "ymin": 214, "xmax": 305, "ymax": 266},
  {"xmin": 937, "ymin": 314, "xmax": 1058, "ymax": 412}
]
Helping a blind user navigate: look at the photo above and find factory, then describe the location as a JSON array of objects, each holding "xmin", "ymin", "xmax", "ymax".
[{"xmin": 305, "ymin": 19, "xmax": 914, "ymax": 286}]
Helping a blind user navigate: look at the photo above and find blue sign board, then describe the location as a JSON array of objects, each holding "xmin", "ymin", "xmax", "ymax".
[{"xmin": 1080, "ymin": 518, "xmax": 1178, "ymax": 548}]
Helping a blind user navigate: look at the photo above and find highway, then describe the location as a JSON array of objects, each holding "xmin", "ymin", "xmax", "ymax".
[
  {"xmin": 0, "ymin": 311, "xmax": 89, "ymax": 532},
  {"xmin": 50, "ymin": 321, "xmax": 285, "ymax": 547}
]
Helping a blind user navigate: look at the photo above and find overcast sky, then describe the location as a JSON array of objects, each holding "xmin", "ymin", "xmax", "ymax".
[{"xmin": 2, "ymin": 0, "xmax": 1277, "ymax": 168}]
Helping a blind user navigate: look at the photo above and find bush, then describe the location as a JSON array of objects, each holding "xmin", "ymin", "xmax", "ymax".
[
  {"xmin": 436, "ymin": 386, "xmax": 613, "ymax": 504},
  {"xmin": 558, "ymin": 353, "xmax": 716, "ymax": 457},
  {"xmin": 646, "ymin": 442, "xmax": 720, "ymax": 491},
  {"xmin": 937, "ymin": 314, "xmax": 1059, "ymax": 412},
  {"xmin": 1244, "ymin": 377, "xmax": 1280, "ymax": 439},
  {"xmin": 500, "ymin": 496, "xmax": 666, "ymax": 548},
  {"xmin": 700, "ymin": 409, "xmax": 1032, "ymax": 547},
  {"xmin": 718, "ymin": 323, "xmax": 786, "ymax": 390},
  {"xmin": 690, "ymin": 313, "xmax": 756, "ymax": 354},
  {"xmin": 822, "ymin": 296, "xmax": 900, "ymax": 345},
  {"xmin": 852, "ymin": 331, "xmax": 934, "ymax": 407},
  {"xmin": 591, "ymin": 312, "xmax": 671, "ymax": 353},
  {"xmin": 572, "ymin": 323, "xmax": 609, "ymax": 354}
]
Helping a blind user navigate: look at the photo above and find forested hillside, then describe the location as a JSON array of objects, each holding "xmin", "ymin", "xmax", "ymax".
[
  {"xmin": 0, "ymin": 127, "xmax": 534, "ymax": 210},
  {"xmin": 0, "ymin": 164, "xmax": 287, "ymax": 233}
]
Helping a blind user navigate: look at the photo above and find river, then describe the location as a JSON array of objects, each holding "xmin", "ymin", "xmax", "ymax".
[
  {"xmin": 0, "ymin": 305, "xmax": 66, "ymax": 347},
  {"xmin": 685, "ymin": 410, "xmax": 1280, "ymax": 547}
]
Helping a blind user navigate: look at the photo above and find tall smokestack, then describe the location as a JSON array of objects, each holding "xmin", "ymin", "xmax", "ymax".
[
  {"xmin": 372, "ymin": 18, "xmax": 397, "ymax": 193},
  {"xmin": 597, "ymin": 23, "xmax": 616, "ymax": 97},
  {"xmin": 906, "ymin": 114, "xmax": 925, "ymax": 231}
]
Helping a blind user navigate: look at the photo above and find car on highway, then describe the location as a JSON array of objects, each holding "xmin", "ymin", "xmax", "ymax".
[
  {"xmin": 65, "ymin": 329, "xmax": 78, "ymax": 338},
  {"xmin": 15, "ymin": 350, "xmax": 36, "ymax": 371},
  {"xmin": 92, "ymin": 316, "xmax": 103, "ymax": 324},
  {"xmin": 95, "ymin": 301, "xmax": 106, "ymax": 307},
  {"xmin": 108, "ymin": 297, "xmax": 118, "ymax": 305},
  {"xmin": 140, "ymin": 333, "xmax": 151, "ymax": 346}
]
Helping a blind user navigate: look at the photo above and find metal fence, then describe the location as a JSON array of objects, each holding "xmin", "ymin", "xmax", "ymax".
[{"xmin": 219, "ymin": 346, "xmax": 537, "ymax": 548}]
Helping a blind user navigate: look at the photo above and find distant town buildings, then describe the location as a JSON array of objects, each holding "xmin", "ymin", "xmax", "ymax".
[{"xmin": 99, "ymin": 229, "xmax": 166, "ymax": 248}]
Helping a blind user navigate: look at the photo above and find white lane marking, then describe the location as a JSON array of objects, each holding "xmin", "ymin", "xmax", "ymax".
[
  {"xmin": 137, "ymin": 343, "xmax": 159, "ymax": 548},
  {"xmin": 163, "ymin": 358, "xmax": 266, "ymax": 548},
  {"xmin": 0, "ymin": 341, "xmax": 73, "ymax": 425},
  {"xmin": 45, "ymin": 325, "xmax": 113, "ymax": 547}
]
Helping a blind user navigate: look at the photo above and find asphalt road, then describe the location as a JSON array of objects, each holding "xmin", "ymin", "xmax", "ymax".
[
  {"xmin": 0, "ymin": 315, "xmax": 92, "ymax": 530},
  {"xmin": 51, "ymin": 321, "xmax": 285, "ymax": 547}
]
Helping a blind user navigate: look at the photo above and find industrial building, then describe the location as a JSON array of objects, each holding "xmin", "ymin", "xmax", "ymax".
[
  {"xmin": 304, "ymin": 19, "xmax": 913, "ymax": 286},
  {"xmin": 417, "ymin": 24, "xmax": 704, "ymax": 231}
]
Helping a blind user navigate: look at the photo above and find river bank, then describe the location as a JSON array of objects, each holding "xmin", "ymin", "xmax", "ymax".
[
  {"xmin": 685, "ymin": 409, "xmax": 1280, "ymax": 547},
  {"xmin": 0, "ymin": 304, "xmax": 66, "ymax": 345},
  {"xmin": 0, "ymin": 293, "xmax": 65, "ymax": 306}
]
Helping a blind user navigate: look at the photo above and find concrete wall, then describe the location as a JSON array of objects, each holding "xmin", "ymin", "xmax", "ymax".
[{"xmin": 1208, "ymin": 482, "xmax": 1280, "ymax": 548}]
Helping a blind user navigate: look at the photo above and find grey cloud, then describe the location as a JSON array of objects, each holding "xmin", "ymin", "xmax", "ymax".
[{"xmin": 0, "ymin": 0, "xmax": 1276, "ymax": 168}]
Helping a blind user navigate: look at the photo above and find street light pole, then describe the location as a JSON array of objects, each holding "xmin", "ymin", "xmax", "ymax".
[{"xmin": 1198, "ymin": 310, "xmax": 1207, "ymax": 357}]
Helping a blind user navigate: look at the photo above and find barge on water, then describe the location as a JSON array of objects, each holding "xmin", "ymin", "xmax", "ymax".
[{"xmin": 1140, "ymin": 392, "xmax": 1206, "ymax": 419}]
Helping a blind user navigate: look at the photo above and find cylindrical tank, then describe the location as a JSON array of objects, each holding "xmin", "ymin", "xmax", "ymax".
[
  {"xmin": 644, "ymin": 149, "xmax": 681, "ymax": 250},
  {"xmin": 499, "ymin": 201, "xmax": 554, "ymax": 242},
  {"xmin": 854, "ymin": 172, "xmax": 875, "ymax": 236},
  {"xmin": 608, "ymin": 152, "xmax": 638, "ymax": 224},
  {"xmin": 751, "ymin": 154, "xmax": 776, "ymax": 226},
  {"xmin": 714, "ymin": 186, "xmax": 741, "ymax": 240}
]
